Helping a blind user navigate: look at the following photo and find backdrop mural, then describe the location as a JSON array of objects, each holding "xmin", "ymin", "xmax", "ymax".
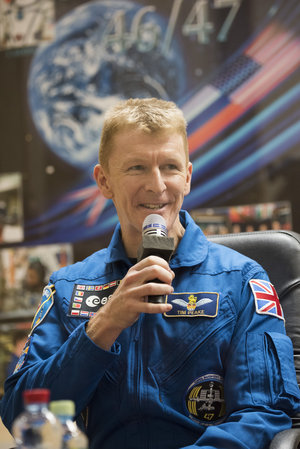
[{"xmin": 0, "ymin": 0, "xmax": 299, "ymax": 247}]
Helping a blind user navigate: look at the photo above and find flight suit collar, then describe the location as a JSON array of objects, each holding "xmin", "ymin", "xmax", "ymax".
[
  {"xmin": 105, "ymin": 210, "xmax": 209, "ymax": 268},
  {"xmin": 170, "ymin": 210, "xmax": 208, "ymax": 268},
  {"xmin": 105, "ymin": 225, "xmax": 131, "ymax": 265}
]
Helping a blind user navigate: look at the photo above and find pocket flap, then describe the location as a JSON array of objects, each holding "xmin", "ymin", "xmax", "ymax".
[{"xmin": 266, "ymin": 332, "xmax": 300, "ymax": 398}]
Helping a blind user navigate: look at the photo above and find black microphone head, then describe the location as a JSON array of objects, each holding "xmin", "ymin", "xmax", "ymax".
[{"xmin": 142, "ymin": 214, "xmax": 168, "ymax": 237}]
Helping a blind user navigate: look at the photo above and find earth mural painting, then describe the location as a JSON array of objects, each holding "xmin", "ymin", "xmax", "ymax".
[
  {"xmin": 25, "ymin": 0, "xmax": 299, "ymax": 243},
  {"xmin": 28, "ymin": 1, "xmax": 186, "ymax": 170}
]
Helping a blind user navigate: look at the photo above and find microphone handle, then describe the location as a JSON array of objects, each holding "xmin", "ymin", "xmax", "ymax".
[
  {"xmin": 137, "ymin": 234, "xmax": 175, "ymax": 305},
  {"xmin": 148, "ymin": 278, "xmax": 165, "ymax": 304}
]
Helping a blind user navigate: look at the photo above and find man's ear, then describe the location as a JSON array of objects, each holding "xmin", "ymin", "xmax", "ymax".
[
  {"xmin": 184, "ymin": 162, "xmax": 193, "ymax": 197},
  {"xmin": 94, "ymin": 164, "xmax": 113, "ymax": 199}
]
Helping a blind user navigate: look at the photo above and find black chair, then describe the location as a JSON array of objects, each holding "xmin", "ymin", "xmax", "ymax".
[{"xmin": 208, "ymin": 230, "xmax": 300, "ymax": 449}]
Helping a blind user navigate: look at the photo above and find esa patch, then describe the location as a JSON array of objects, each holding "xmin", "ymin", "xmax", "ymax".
[
  {"xmin": 185, "ymin": 374, "xmax": 226, "ymax": 426},
  {"xmin": 30, "ymin": 284, "xmax": 56, "ymax": 334},
  {"xmin": 68, "ymin": 280, "xmax": 120, "ymax": 318},
  {"xmin": 249, "ymin": 279, "xmax": 284, "ymax": 320},
  {"xmin": 164, "ymin": 292, "xmax": 219, "ymax": 317}
]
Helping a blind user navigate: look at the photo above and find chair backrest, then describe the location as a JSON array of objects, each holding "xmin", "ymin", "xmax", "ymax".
[{"xmin": 208, "ymin": 230, "xmax": 300, "ymax": 388}]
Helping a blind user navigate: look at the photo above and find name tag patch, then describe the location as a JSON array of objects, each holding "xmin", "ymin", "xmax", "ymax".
[
  {"xmin": 164, "ymin": 292, "xmax": 219, "ymax": 318},
  {"xmin": 67, "ymin": 280, "xmax": 120, "ymax": 318}
]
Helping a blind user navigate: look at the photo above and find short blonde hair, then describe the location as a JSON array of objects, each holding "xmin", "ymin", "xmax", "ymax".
[{"xmin": 99, "ymin": 98, "xmax": 188, "ymax": 170}]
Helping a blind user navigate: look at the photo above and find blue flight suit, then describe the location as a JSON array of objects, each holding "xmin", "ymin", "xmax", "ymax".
[{"xmin": 1, "ymin": 211, "xmax": 299, "ymax": 449}]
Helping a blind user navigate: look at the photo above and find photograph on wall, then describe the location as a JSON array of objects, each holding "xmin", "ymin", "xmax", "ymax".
[
  {"xmin": 0, "ymin": 242, "xmax": 73, "ymax": 315},
  {"xmin": 0, "ymin": 241, "xmax": 72, "ymax": 396},
  {"xmin": 190, "ymin": 200, "xmax": 292, "ymax": 235},
  {"xmin": 0, "ymin": 173, "xmax": 24, "ymax": 245},
  {"xmin": 0, "ymin": 0, "xmax": 55, "ymax": 51}
]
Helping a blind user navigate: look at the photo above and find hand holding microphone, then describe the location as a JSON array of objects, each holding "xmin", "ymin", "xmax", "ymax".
[
  {"xmin": 137, "ymin": 214, "xmax": 175, "ymax": 304},
  {"xmin": 86, "ymin": 214, "xmax": 174, "ymax": 349}
]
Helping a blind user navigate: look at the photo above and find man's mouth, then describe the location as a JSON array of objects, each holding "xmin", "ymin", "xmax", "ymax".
[{"xmin": 140, "ymin": 204, "xmax": 166, "ymax": 210}]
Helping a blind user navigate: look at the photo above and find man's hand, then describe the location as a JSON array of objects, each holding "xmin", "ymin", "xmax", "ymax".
[{"xmin": 86, "ymin": 256, "xmax": 174, "ymax": 350}]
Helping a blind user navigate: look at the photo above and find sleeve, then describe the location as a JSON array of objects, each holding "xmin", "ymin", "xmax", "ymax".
[
  {"xmin": 181, "ymin": 267, "xmax": 300, "ymax": 449},
  {"xmin": 0, "ymin": 283, "xmax": 121, "ymax": 431}
]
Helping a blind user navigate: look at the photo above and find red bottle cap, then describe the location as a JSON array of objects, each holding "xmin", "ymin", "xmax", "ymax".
[{"xmin": 23, "ymin": 389, "xmax": 50, "ymax": 404}]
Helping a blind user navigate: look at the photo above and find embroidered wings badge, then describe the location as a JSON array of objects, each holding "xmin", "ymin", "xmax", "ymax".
[{"xmin": 172, "ymin": 297, "xmax": 213, "ymax": 308}]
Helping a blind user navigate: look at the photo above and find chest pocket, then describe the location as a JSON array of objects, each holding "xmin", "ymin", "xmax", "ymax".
[{"xmin": 149, "ymin": 296, "xmax": 235, "ymax": 413}]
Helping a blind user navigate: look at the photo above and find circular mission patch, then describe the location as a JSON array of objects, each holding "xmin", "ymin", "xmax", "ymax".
[{"xmin": 185, "ymin": 374, "xmax": 226, "ymax": 426}]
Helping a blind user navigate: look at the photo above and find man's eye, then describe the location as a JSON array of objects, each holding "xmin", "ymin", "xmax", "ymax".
[
  {"xmin": 164, "ymin": 164, "xmax": 179, "ymax": 171},
  {"xmin": 128, "ymin": 165, "xmax": 144, "ymax": 171}
]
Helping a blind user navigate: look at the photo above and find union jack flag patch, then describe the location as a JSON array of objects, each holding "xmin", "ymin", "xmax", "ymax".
[{"xmin": 249, "ymin": 279, "xmax": 284, "ymax": 321}]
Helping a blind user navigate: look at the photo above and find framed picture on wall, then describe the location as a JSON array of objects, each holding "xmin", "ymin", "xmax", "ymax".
[
  {"xmin": 0, "ymin": 242, "xmax": 73, "ymax": 315},
  {"xmin": 0, "ymin": 172, "xmax": 24, "ymax": 245},
  {"xmin": 0, "ymin": 0, "xmax": 55, "ymax": 51},
  {"xmin": 190, "ymin": 201, "xmax": 293, "ymax": 235},
  {"xmin": 0, "ymin": 241, "xmax": 73, "ymax": 396}
]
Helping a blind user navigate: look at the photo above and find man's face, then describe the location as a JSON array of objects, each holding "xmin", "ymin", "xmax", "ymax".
[{"xmin": 95, "ymin": 129, "xmax": 192, "ymax": 252}]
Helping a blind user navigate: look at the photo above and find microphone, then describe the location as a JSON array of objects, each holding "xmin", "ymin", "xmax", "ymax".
[{"xmin": 137, "ymin": 214, "xmax": 175, "ymax": 304}]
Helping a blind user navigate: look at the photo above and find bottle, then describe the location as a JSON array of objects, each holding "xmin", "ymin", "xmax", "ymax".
[
  {"xmin": 12, "ymin": 388, "xmax": 63, "ymax": 448},
  {"xmin": 49, "ymin": 400, "xmax": 89, "ymax": 449}
]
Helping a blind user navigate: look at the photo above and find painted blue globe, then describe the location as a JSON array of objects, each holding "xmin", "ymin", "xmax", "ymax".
[{"xmin": 28, "ymin": 0, "xmax": 186, "ymax": 169}]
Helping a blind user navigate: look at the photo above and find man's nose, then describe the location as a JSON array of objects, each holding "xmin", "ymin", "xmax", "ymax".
[{"xmin": 145, "ymin": 168, "xmax": 166, "ymax": 193}]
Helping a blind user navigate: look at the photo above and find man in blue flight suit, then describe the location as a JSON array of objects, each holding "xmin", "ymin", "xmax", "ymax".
[{"xmin": 1, "ymin": 98, "xmax": 300, "ymax": 449}]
